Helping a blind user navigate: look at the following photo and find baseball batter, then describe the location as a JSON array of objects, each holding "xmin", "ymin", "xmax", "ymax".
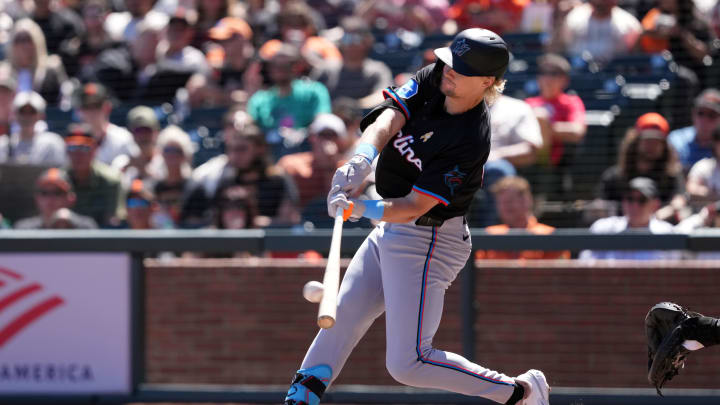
[{"xmin": 284, "ymin": 29, "xmax": 550, "ymax": 405}]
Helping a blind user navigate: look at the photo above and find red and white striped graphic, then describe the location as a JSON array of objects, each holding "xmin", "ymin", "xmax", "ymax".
[{"xmin": 0, "ymin": 266, "xmax": 65, "ymax": 348}]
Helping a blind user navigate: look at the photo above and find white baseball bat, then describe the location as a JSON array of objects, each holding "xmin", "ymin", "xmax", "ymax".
[{"xmin": 317, "ymin": 206, "xmax": 344, "ymax": 329}]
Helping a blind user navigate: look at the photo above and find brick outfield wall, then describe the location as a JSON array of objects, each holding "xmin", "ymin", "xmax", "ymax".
[{"xmin": 144, "ymin": 259, "xmax": 720, "ymax": 389}]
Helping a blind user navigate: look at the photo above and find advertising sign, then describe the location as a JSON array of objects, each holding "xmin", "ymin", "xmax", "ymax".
[{"xmin": 0, "ymin": 253, "xmax": 131, "ymax": 394}]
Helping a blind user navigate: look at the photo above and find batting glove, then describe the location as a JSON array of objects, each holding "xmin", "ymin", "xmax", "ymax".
[
  {"xmin": 327, "ymin": 185, "xmax": 352, "ymax": 218},
  {"xmin": 330, "ymin": 155, "xmax": 373, "ymax": 196}
]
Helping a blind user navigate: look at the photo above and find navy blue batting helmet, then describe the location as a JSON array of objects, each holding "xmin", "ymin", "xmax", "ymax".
[{"xmin": 434, "ymin": 28, "xmax": 509, "ymax": 78}]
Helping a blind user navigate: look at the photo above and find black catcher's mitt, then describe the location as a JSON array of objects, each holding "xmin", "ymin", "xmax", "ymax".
[{"xmin": 645, "ymin": 302, "xmax": 703, "ymax": 395}]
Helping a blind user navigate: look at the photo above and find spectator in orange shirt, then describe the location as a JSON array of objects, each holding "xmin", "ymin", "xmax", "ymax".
[
  {"xmin": 448, "ymin": 0, "xmax": 530, "ymax": 34},
  {"xmin": 475, "ymin": 176, "xmax": 570, "ymax": 260}
]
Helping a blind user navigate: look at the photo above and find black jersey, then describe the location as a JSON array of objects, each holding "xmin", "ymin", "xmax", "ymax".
[{"xmin": 359, "ymin": 63, "xmax": 491, "ymax": 220}]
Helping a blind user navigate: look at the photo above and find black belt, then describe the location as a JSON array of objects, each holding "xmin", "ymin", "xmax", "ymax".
[
  {"xmin": 415, "ymin": 215, "xmax": 445, "ymax": 227},
  {"xmin": 414, "ymin": 215, "xmax": 467, "ymax": 227}
]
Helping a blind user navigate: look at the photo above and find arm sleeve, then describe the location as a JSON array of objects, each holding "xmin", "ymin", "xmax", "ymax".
[{"xmin": 360, "ymin": 63, "xmax": 443, "ymax": 131}]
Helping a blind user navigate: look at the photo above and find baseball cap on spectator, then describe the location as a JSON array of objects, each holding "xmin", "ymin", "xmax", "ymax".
[
  {"xmin": 35, "ymin": 168, "xmax": 73, "ymax": 193},
  {"xmin": 76, "ymin": 82, "xmax": 109, "ymax": 109},
  {"xmin": 127, "ymin": 179, "xmax": 155, "ymax": 205},
  {"xmin": 537, "ymin": 53, "xmax": 571, "ymax": 76},
  {"xmin": 309, "ymin": 113, "xmax": 347, "ymax": 139},
  {"xmin": 65, "ymin": 123, "xmax": 97, "ymax": 146},
  {"xmin": 635, "ymin": 112, "xmax": 669, "ymax": 140},
  {"xmin": 127, "ymin": 106, "xmax": 160, "ymax": 131},
  {"xmin": 13, "ymin": 91, "xmax": 46, "ymax": 113},
  {"xmin": 208, "ymin": 17, "xmax": 253, "ymax": 41},
  {"xmin": 627, "ymin": 177, "xmax": 659, "ymax": 200},
  {"xmin": 694, "ymin": 89, "xmax": 720, "ymax": 114}
]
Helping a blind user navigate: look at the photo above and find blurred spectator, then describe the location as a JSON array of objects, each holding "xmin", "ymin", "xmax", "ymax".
[
  {"xmin": 193, "ymin": 0, "xmax": 241, "ymax": 48},
  {"xmin": 551, "ymin": 0, "xmax": 642, "ymax": 64},
  {"xmin": 311, "ymin": 17, "xmax": 393, "ymax": 108},
  {"xmin": 639, "ymin": 0, "xmax": 713, "ymax": 77},
  {"xmin": 111, "ymin": 106, "xmax": 163, "ymax": 186},
  {"xmin": 469, "ymin": 95, "xmax": 542, "ymax": 227},
  {"xmin": 64, "ymin": 0, "xmax": 117, "ymax": 79},
  {"xmin": 29, "ymin": 0, "xmax": 84, "ymax": 63},
  {"xmin": 248, "ymin": 43, "xmax": 332, "ymax": 159},
  {"xmin": 104, "ymin": 0, "xmax": 169, "ymax": 43},
  {"xmin": 14, "ymin": 167, "xmax": 98, "ymax": 229},
  {"xmin": 213, "ymin": 181, "xmax": 259, "ymax": 229},
  {"xmin": 520, "ymin": 0, "xmax": 581, "ymax": 34},
  {"xmin": 580, "ymin": 177, "xmax": 680, "ymax": 260},
  {"xmin": 74, "ymin": 82, "xmax": 139, "ymax": 166},
  {"xmin": 669, "ymin": 88, "xmax": 720, "ymax": 171},
  {"xmin": 187, "ymin": 17, "xmax": 261, "ymax": 107},
  {"xmin": 475, "ymin": 176, "xmax": 570, "ymax": 260},
  {"xmin": 89, "ymin": 21, "xmax": 162, "ymax": 102},
  {"xmin": 182, "ymin": 111, "xmax": 300, "ymax": 227},
  {"xmin": 0, "ymin": 64, "xmax": 16, "ymax": 136},
  {"xmin": 156, "ymin": 9, "xmax": 211, "ymax": 76},
  {"xmin": 675, "ymin": 200, "xmax": 720, "ymax": 259},
  {"xmin": 258, "ymin": 1, "xmax": 341, "ymax": 72},
  {"xmin": 0, "ymin": 91, "xmax": 66, "ymax": 167},
  {"xmin": 525, "ymin": 53, "xmax": 586, "ymax": 190},
  {"xmin": 64, "ymin": 123, "xmax": 125, "ymax": 227},
  {"xmin": 153, "ymin": 125, "xmax": 195, "ymax": 228},
  {"xmin": 8, "ymin": 18, "xmax": 68, "ymax": 104},
  {"xmin": 488, "ymin": 95, "xmax": 543, "ymax": 169},
  {"xmin": 597, "ymin": 113, "xmax": 686, "ymax": 222},
  {"xmin": 686, "ymin": 126, "xmax": 720, "ymax": 207},
  {"xmin": 306, "ymin": 0, "xmax": 356, "ymax": 31},
  {"xmin": 357, "ymin": 0, "xmax": 447, "ymax": 35},
  {"xmin": 276, "ymin": 113, "xmax": 348, "ymax": 209},
  {"xmin": 332, "ymin": 97, "xmax": 364, "ymax": 140},
  {"xmin": 123, "ymin": 179, "xmax": 160, "ymax": 229},
  {"xmin": 448, "ymin": 0, "xmax": 529, "ymax": 34}
]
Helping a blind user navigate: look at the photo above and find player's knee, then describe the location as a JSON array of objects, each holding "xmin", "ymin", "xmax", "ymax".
[{"xmin": 386, "ymin": 357, "xmax": 428, "ymax": 387}]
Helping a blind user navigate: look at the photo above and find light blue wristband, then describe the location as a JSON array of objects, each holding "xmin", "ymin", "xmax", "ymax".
[
  {"xmin": 354, "ymin": 143, "xmax": 378, "ymax": 164},
  {"xmin": 362, "ymin": 200, "xmax": 385, "ymax": 220}
]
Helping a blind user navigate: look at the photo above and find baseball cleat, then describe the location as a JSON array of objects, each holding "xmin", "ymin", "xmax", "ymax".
[{"xmin": 515, "ymin": 369, "xmax": 550, "ymax": 405}]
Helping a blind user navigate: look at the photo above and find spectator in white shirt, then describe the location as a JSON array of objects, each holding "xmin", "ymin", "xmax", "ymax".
[
  {"xmin": 74, "ymin": 82, "xmax": 139, "ymax": 166},
  {"xmin": 0, "ymin": 91, "xmax": 65, "ymax": 167},
  {"xmin": 552, "ymin": 0, "xmax": 642, "ymax": 64},
  {"xmin": 469, "ymin": 95, "xmax": 543, "ymax": 227},
  {"xmin": 687, "ymin": 126, "xmax": 720, "ymax": 208},
  {"xmin": 580, "ymin": 177, "xmax": 681, "ymax": 260}
]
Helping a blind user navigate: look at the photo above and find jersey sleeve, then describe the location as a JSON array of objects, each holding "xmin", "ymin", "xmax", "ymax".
[{"xmin": 360, "ymin": 63, "xmax": 443, "ymax": 131}]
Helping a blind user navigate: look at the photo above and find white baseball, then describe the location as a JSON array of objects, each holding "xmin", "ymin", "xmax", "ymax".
[{"xmin": 303, "ymin": 280, "xmax": 325, "ymax": 303}]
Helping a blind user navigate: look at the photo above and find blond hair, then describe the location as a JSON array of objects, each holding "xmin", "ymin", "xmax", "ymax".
[{"xmin": 484, "ymin": 78, "xmax": 506, "ymax": 106}]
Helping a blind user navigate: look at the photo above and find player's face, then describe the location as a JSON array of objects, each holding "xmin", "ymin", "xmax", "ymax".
[{"xmin": 440, "ymin": 65, "xmax": 493, "ymax": 100}]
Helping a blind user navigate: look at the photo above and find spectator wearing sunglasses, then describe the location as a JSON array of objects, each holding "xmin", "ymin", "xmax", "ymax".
[
  {"xmin": 14, "ymin": 167, "xmax": 97, "ymax": 229},
  {"xmin": 580, "ymin": 177, "xmax": 680, "ymax": 260},
  {"xmin": 311, "ymin": 17, "xmax": 392, "ymax": 109},
  {"xmin": 669, "ymin": 89, "xmax": 720, "ymax": 172},
  {"xmin": 124, "ymin": 179, "xmax": 161, "ymax": 230},
  {"xmin": 0, "ymin": 91, "xmax": 66, "ymax": 167},
  {"xmin": 64, "ymin": 123, "xmax": 125, "ymax": 227},
  {"xmin": 152, "ymin": 126, "xmax": 195, "ymax": 228}
]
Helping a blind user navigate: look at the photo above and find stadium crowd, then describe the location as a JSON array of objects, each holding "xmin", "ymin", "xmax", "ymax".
[{"xmin": 1, "ymin": 0, "xmax": 720, "ymax": 259}]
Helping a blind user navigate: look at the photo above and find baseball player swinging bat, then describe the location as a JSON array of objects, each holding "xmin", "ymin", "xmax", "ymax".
[{"xmin": 316, "ymin": 206, "xmax": 345, "ymax": 329}]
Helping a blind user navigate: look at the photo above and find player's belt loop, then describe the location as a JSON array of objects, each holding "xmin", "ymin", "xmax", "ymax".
[
  {"xmin": 415, "ymin": 215, "xmax": 445, "ymax": 227},
  {"xmin": 292, "ymin": 373, "xmax": 327, "ymax": 398}
]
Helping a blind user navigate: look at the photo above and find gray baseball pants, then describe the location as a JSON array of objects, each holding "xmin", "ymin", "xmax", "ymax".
[{"xmin": 300, "ymin": 216, "xmax": 516, "ymax": 404}]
